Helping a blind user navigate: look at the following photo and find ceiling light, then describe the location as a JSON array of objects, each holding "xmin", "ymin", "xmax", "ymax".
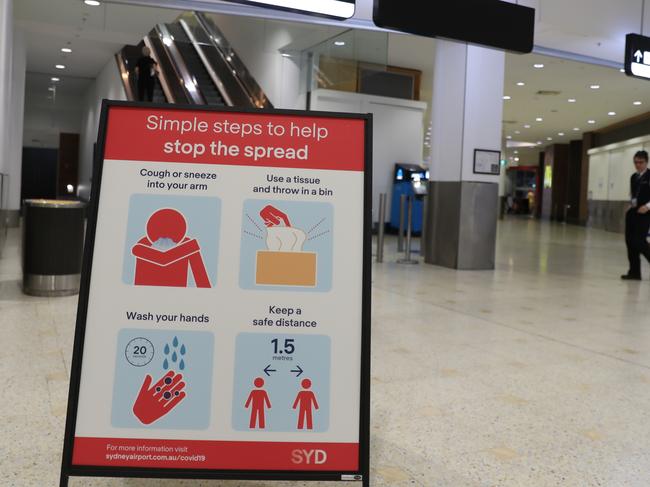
[
  {"xmin": 51, "ymin": 77, "xmax": 60, "ymax": 82},
  {"xmin": 547, "ymin": 137, "xmax": 553, "ymax": 141},
  {"xmin": 608, "ymin": 111, "xmax": 616, "ymax": 116},
  {"xmin": 620, "ymin": 68, "xmax": 626, "ymax": 73},
  {"xmin": 61, "ymin": 47, "xmax": 72, "ymax": 53},
  {"xmin": 558, "ymin": 132, "xmax": 565, "ymax": 136},
  {"xmin": 533, "ymin": 63, "xmax": 544, "ymax": 69},
  {"xmin": 515, "ymin": 130, "xmax": 521, "ymax": 134},
  {"xmin": 634, "ymin": 101, "xmax": 643, "ymax": 105},
  {"xmin": 503, "ymin": 95, "xmax": 511, "ymax": 100},
  {"xmin": 568, "ymin": 98, "xmax": 576, "ymax": 103},
  {"xmin": 506, "ymin": 135, "xmax": 512, "ymax": 139},
  {"xmin": 84, "ymin": 0, "xmax": 101, "ymax": 5},
  {"xmin": 524, "ymin": 124, "xmax": 531, "ymax": 129},
  {"xmin": 55, "ymin": 64, "xmax": 65, "ymax": 69},
  {"xmin": 334, "ymin": 41, "xmax": 346, "ymax": 46},
  {"xmin": 573, "ymin": 127, "xmax": 580, "ymax": 131},
  {"xmin": 514, "ymin": 150, "xmax": 519, "ymax": 154},
  {"xmin": 48, "ymin": 87, "xmax": 55, "ymax": 91},
  {"xmin": 590, "ymin": 84, "xmax": 600, "ymax": 89},
  {"xmin": 536, "ymin": 141, "xmax": 542, "ymax": 145},
  {"xmin": 281, "ymin": 53, "xmax": 291, "ymax": 57},
  {"xmin": 536, "ymin": 117, "xmax": 543, "ymax": 122},
  {"xmin": 588, "ymin": 120, "xmax": 596, "ymax": 124},
  {"xmin": 514, "ymin": 157, "xmax": 520, "ymax": 162},
  {"xmin": 516, "ymin": 82, "xmax": 525, "ymax": 86}
]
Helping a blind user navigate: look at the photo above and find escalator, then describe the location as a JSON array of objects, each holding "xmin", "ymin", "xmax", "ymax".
[{"xmin": 116, "ymin": 11, "xmax": 272, "ymax": 109}]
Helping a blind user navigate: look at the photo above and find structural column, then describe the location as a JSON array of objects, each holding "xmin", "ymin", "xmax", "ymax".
[
  {"xmin": 424, "ymin": 40, "xmax": 505, "ymax": 270},
  {"xmin": 0, "ymin": 0, "xmax": 24, "ymax": 230}
]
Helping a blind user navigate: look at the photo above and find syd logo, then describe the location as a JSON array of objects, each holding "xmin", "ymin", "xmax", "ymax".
[{"xmin": 291, "ymin": 449, "xmax": 327, "ymax": 465}]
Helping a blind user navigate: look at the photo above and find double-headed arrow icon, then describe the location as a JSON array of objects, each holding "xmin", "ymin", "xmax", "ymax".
[{"xmin": 263, "ymin": 364, "xmax": 303, "ymax": 377}]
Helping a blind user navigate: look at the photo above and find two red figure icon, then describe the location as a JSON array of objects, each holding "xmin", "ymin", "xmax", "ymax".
[
  {"xmin": 293, "ymin": 378, "xmax": 320, "ymax": 430},
  {"xmin": 244, "ymin": 376, "xmax": 319, "ymax": 430},
  {"xmin": 260, "ymin": 205, "xmax": 291, "ymax": 227},
  {"xmin": 132, "ymin": 370, "xmax": 186, "ymax": 425},
  {"xmin": 245, "ymin": 377, "xmax": 272, "ymax": 429},
  {"xmin": 131, "ymin": 208, "xmax": 211, "ymax": 288}
]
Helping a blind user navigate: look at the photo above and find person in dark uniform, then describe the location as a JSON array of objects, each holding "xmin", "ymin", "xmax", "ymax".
[
  {"xmin": 135, "ymin": 46, "xmax": 157, "ymax": 102},
  {"xmin": 622, "ymin": 150, "xmax": 650, "ymax": 280}
]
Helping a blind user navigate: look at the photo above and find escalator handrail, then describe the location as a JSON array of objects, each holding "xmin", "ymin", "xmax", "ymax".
[
  {"xmin": 155, "ymin": 23, "xmax": 205, "ymax": 105},
  {"xmin": 194, "ymin": 11, "xmax": 273, "ymax": 108},
  {"xmin": 115, "ymin": 51, "xmax": 136, "ymax": 101},
  {"xmin": 179, "ymin": 18, "xmax": 234, "ymax": 107}
]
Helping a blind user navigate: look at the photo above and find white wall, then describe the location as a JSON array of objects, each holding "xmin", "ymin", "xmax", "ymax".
[
  {"xmin": 7, "ymin": 26, "xmax": 26, "ymax": 210},
  {"xmin": 310, "ymin": 89, "xmax": 426, "ymax": 222},
  {"xmin": 78, "ymin": 57, "xmax": 126, "ymax": 200},
  {"xmin": 23, "ymin": 91, "xmax": 84, "ymax": 149},
  {"xmin": 588, "ymin": 136, "xmax": 650, "ymax": 201}
]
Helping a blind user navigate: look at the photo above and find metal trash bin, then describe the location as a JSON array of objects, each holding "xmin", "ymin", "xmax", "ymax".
[{"xmin": 23, "ymin": 199, "xmax": 85, "ymax": 296}]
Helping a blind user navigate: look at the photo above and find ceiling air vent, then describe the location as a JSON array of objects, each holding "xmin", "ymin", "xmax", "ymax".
[{"xmin": 536, "ymin": 90, "xmax": 561, "ymax": 96}]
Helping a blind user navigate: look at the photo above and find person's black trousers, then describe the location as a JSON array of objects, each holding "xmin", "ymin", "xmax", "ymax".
[
  {"xmin": 137, "ymin": 78, "xmax": 155, "ymax": 102},
  {"xmin": 625, "ymin": 207, "xmax": 650, "ymax": 277}
]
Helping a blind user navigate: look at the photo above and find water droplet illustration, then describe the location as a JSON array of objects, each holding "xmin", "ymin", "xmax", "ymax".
[
  {"xmin": 172, "ymin": 351, "xmax": 178, "ymax": 363},
  {"xmin": 172, "ymin": 336, "xmax": 179, "ymax": 347},
  {"xmin": 179, "ymin": 359, "xmax": 185, "ymax": 370},
  {"xmin": 163, "ymin": 358, "xmax": 169, "ymax": 370},
  {"xmin": 164, "ymin": 344, "xmax": 170, "ymax": 355},
  {"xmin": 180, "ymin": 344, "xmax": 186, "ymax": 355}
]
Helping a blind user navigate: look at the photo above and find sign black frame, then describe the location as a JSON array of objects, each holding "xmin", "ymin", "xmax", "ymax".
[
  {"xmin": 473, "ymin": 149, "xmax": 501, "ymax": 176},
  {"xmin": 59, "ymin": 100, "xmax": 373, "ymax": 487},
  {"xmin": 625, "ymin": 33, "xmax": 650, "ymax": 80}
]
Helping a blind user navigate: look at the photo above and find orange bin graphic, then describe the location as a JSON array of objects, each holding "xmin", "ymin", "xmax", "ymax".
[{"xmin": 255, "ymin": 251, "xmax": 317, "ymax": 287}]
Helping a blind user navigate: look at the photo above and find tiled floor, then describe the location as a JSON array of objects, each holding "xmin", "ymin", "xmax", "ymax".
[{"xmin": 3, "ymin": 218, "xmax": 650, "ymax": 486}]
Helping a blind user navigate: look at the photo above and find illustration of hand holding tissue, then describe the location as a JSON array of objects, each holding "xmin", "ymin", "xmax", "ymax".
[
  {"xmin": 131, "ymin": 208, "xmax": 211, "ymax": 288},
  {"xmin": 256, "ymin": 205, "xmax": 317, "ymax": 287}
]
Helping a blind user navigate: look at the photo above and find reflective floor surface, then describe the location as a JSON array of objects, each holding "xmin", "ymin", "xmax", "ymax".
[{"xmin": 2, "ymin": 218, "xmax": 650, "ymax": 486}]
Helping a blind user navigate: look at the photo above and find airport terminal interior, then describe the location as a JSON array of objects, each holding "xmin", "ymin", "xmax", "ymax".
[{"xmin": 3, "ymin": 0, "xmax": 650, "ymax": 486}]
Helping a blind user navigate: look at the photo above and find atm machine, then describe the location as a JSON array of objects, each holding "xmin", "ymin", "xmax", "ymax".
[{"xmin": 389, "ymin": 163, "xmax": 429, "ymax": 234}]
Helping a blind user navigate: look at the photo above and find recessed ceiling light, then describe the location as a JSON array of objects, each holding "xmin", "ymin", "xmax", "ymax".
[
  {"xmin": 573, "ymin": 127, "xmax": 580, "ymax": 131},
  {"xmin": 84, "ymin": 0, "xmax": 101, "ymax": 5},
  {"xmin": 568, "ymin": 98, "xmax": 576, "ymax": 103},
  {"xmin": 533, "ymin": 63, "xmax": 544, "ymax": 69},
  {"xmin": 61, "ymin": 47, "xmax": 72, "ymax": 53},
  {"xmin": 590, "ymin": 84, "xmax": 600, "ymax": 89},
  {"xmin": 503, "ymin": 95, "xmax": 511, "ymax": 100},
  {"xmin": 536, "ymin": 117, "xmax": 543, "ymax": 122},
  {"xmin": 506, "ymin": 135, "xmax": 512, "ymax": 139},
  {"xmin": 536, "ymin": 141, "xmax": 542, "ymax": 145},
  {"xmin": 515, "ymin": 130, "xmax": 521, "ymax": 134},
  {"xmin": 516, "ymin": 82, "xmax": 525, "ymax": 86},
  {"xmin": 514, "ymin": 157, "xmax": 520, "ymax": 162},
  {"xmin": 524, "ymin": 124, "xmax": 531, "ymax": 129},
  {"xmin": 48, "ymin": 87, "xmax": 55, "ymax": 91},
  {"xmin": 620, "ymin": 68, "xmax": 626, "ymax": 73},
  {"xmin": 281, "ymin": 53, "xmax": 291, "ymax": 57},
  {"xmin": 558, "ymin": 132, "xmax": 565, "ymax": 136},
  {"xmin": 334, "ymin": 41, "xmax": 346, "ymax": 46},
  {"xmin": 608, "ymin": 111, "xmax": 616, "ymax": 116},
  {"xmin": 588, "ymin": 120, "xmax": 596, "ymax": 124},
  {"xmin": 514, "ymin": 150, "xmax": 519, "ymax": 154},
  {"xmin": 51, "ymin": 77, "xmax": 60, "ymax": 82},
  {"xmin": 634, "ymin": 101, "xmax": 643, "ymax": 105},
  {"xmin": 547, "ymin": 137, "xmax": 553, "ymax": 141},
  {"xmin": 55, "ymin": 64, "xmax": 65, "ymax": 69}
]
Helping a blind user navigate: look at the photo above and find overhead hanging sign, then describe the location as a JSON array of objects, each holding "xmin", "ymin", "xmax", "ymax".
[
  {"xmin": 60, "ymin": 101, "xmax": 371, "ymax": 486},
  {"xmin": 212, "ymin": 0, "xmax": 355, "ymax": 19},
  {"xmin": 373, "ymin": 0, "xmax": 535, "ymax": 53},
  {"xmin": 625, "ymin": 33, "xmax": 650, "ymax": 80}
]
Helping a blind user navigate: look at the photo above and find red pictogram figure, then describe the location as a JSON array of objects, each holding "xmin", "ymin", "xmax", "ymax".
[
  {"xmin": 260, "ymin": 205, "xmax": 291, "ymax": 227},
  {"xmin": 245, "ymin": 377, "xmax": 272, "ymax": 429},
  {"xmin": 132, "ymin": 370, "xmax": 186, "ymax": 425},
  {"xmin": 131, "ymin": 208, "xmax": 211, "ymax": 288},
  {"xmin": 292, "ymin": 378, "xmax": 319, "ymax": 430}
]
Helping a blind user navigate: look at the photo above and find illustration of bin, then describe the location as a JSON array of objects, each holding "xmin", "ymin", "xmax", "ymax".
[{"xmin": 256, "ymin": 250, "xmax": 317, "ymax": 286}]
